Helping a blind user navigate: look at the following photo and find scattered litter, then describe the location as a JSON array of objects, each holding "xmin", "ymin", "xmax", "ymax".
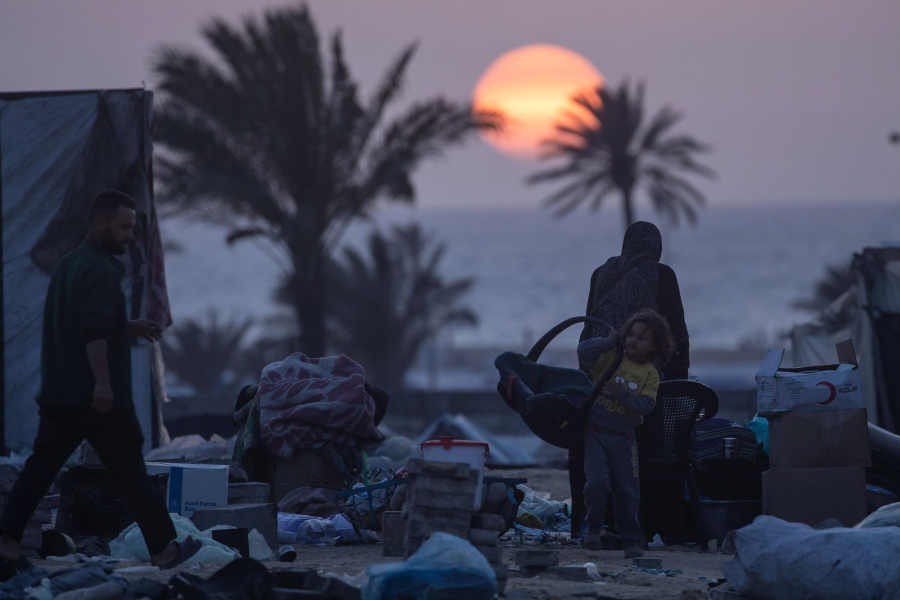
[
  {"xmin": 855, "ymin": 500, "xmax": 900, "ymax": 529},
  {"xmin": 648, "ymin": 533, "xmax": 666, "ymax": 550},
  {"xmin": 633, "ymin": 567, "xmax": 682, "ymax": 577}
]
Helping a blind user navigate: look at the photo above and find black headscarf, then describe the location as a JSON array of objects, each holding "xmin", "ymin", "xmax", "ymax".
[{"xmin": 586, "ymin": 221, "xmax": 662, "ymax": 338}]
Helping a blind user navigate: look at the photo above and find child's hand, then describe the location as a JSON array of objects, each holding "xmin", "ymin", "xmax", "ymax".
[{"xmin": 602, "ymin": 381, "xmax": 624, "ymax": 397}]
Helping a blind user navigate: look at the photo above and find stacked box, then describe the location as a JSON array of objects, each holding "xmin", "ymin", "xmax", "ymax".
[
  {"xmin": 403, "ymin": 459, "xmax": 507, "ymax": 593},
  {"xmin": 0, "ymin": 481, "xmax": 57, "ymax": 551},
  {"xmin": 757, "ymin": 343, "xmax": 871, "ymax": 528}
]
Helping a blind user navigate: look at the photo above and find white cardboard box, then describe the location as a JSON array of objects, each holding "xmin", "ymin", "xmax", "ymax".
[
  {"xmin": 145, "ymin": 463, "xmax": 229, "ymax": 517},
  {"xmin": 756, "ymin": 349, "xmax": 863, "ymax": 416}
]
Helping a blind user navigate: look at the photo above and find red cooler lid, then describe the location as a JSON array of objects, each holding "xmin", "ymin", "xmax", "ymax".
[{"xmin": 421, "ymin": 436, "xmax": 490, "ymax": 454}]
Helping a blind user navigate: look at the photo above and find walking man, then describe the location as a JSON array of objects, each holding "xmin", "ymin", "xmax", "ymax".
[{"xmin": 0, "ymin": 191, "xmax": 199, "ymax": 572}]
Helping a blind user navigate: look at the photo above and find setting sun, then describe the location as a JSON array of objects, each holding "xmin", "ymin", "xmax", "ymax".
[{"xmin": 473, "ymin": 44, "xmax": 604, "ymax": 159}]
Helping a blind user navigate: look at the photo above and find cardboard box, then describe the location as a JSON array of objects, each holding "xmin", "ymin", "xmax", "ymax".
[
  {"xmin": 762, "ymin": 466, "xmax": 867, "ymax": 527},
  {"xmin": 768, "ymin": 408, "xmax": 871, "ymax": 469},
  {"xmin": 145, "ymin": 463, "xmax": 229, "ymax": 517},
  {"xmin": 756, "ymin": 349, "xmax": 863, "ymax": 416}
]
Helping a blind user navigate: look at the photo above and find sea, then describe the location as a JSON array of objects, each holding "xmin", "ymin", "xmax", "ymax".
[{"xmin": 162, "ymin": 202, "xmax": 900, "ymax": 354}]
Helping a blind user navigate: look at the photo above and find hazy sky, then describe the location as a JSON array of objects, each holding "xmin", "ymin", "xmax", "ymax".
[{"xmin": 2, "ymin": 0, "xmax": 899, "ymax": 210}]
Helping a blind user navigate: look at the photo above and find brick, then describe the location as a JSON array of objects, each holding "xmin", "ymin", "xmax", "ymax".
[
  {"xmin": 228, "ymin": 482, "xmax": 271, "ymax": 504},
  {"xmin": 406, "ymin": 459, "xmax": 473, "ymax": 480},
  {"xmin": 406, "ymin": 517, "xmax": 470, "ymax": 540},
  {"xmin": 190, "ymin": 503, "xmax": 277, "ymax": 548},
  {"xmin": 546, "ymin": 566, "xmax": 588, "ymax": 581},
  {"xmin": 410, "ymin": 475, "xmax": 478, "ymax": 495},
  {"xmin": 471, "ymin": 513, "xmax": 507, "ymax": 532},
  {"xmin": 408, "ymin": 489, "xmax": 474, "ymax": 511},
  {"xmin": 468, "ymin": 528, "xmax": 499, "ymax": 546},
  {"xmin": 404, "ymin": 506, "xmax": 471, "ymax": 524},
  {"xmin": 515, "ymin": 549, "xmax": 559, "ymax": 568},
  {"xmin": 31, "ymin": 510, "xmax": 52, "ymax": 525},
  {"xmin": 633, "ymin": 557, "xmax": 662, "ymax": 570},
  {"xmin": 382, "ymin": 511, "xmax": 406, "ymax": 558},
  {"xmin": 474, "ymin": 545, "xmax": 501, "ymax": 564},
  {"xmin": 20, "ymin": 527, "xmax": 42, "ymax": 551}
]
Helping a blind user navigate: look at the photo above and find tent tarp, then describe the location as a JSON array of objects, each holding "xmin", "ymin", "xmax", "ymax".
[{"xmin": 1, "ymin": 89, "xmax": 170, "ymax": 451}]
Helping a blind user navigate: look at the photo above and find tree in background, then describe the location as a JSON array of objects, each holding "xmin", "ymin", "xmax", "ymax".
[
  {"xmin": 161, "ymin": 311, "xmax": 253, "ymax": 394},
  {"xmin": 528, "ymin": 80, "xmax": 714, "ymax": 230},
  {"xmin": 793, "ymin": 262, "xmax": 858, "ymax": 314},
  {"xmin": 277, "ymin": 224, "xmax": 477, "ymax": 390},
  {"xmin": 151, "ymin": 4, "xmax": 497, "ymax": 356}
]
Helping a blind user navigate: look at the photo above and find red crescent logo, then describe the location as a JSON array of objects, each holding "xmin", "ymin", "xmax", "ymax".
[{"xmin": 816, "ymin": 381, "xmax": 837, "ymax": 404}]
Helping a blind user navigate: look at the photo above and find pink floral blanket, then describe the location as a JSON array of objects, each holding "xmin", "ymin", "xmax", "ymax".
[{"xmin": 258, "ymin": 354, "xmax": 385, "ymax": 460}]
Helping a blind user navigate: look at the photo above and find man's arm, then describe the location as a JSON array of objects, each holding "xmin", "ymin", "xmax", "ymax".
[{"xmin": 86, "ymin": 339, "xmax": 114, "ymax": 414}]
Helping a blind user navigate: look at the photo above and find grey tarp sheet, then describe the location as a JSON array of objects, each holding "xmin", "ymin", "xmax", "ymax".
[{"xmin": 0, "ymin": 89, "xmax": 170, "ymax": 450}]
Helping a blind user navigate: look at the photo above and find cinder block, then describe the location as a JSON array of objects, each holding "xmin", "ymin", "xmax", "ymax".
[
  {"xmin": 228, "ymin": 482, "xmax": 271, "ymax": 504},
  {"xmin": 190, "ymin": 502, "xmax": 278, "ymax": 548},
  {"xmin": 410, "ymin": 475, "xmax": 478, "ymax": 495},
  {"xmin": 474, "ymin": 545, "xmax": 501, "ymax": 564},
  {"xmin": 468, "ymin": 528, "xmax": 499, "ymax": 546},
  {"xmin": 406, "ymin": 517, "xmax": 469, "ymax": 539},
  {"xmin": 546, "ymin": 566, "xmax": 588, "ymax": 581},
  {"xmin": 408, "ymin": 489, "xmax": 474, "ymax": 511},
  {"xmin": 403, "ymin": 506, "xmax": 471, "ymax": 524},
  {"xmin": 471, "ymin": 513, "xmax": 506, "ymax": 532},
  {"xmin": 515, "ymin": 549, "xmax": 559, "ymax": 568},
  {"xmin": 406, "ymin": 459, "xmax": 473, "ymax": 480},
  {"xmin": 633, "ymin": 557, "xmax": 663, "ymax": 570},
  {"xmin": 382, "ymin": 511, "xmax": 406, "ymax": 558}
]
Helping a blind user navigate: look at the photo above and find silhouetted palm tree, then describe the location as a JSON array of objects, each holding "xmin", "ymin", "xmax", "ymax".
[
  {"xmin": 161, "ymin": 311, "xmax": 253, "ymax": 393},
  {"xmin": 151, "ymin": 4, "xmax": 497, "ymax": 356},
  {"xmin": 793, "ymin": 262, "xmax": 858, "ymax": 314},
  {"xmin": 276, "ymin": 224, "xmax": 477, "ymax": 389},
  {"xmin": 528, "ymin": 80, "xmax": 714, "ymax": 229}
]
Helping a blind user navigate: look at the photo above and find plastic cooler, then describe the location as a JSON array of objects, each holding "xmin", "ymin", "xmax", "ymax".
[{"xmin": 420, "ymin": 437, "xmax": 489, "ymax": 510}]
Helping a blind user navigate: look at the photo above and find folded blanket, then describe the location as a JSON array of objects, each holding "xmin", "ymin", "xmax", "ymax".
[{"xmin": 259, "ymin": 354, "xmax": 385, "ymax": 459}]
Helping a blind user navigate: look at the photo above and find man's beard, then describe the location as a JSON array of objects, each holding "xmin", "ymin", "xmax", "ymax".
[{"xmin": 100, "ymin": 229, "xmax": 128, "ymax": 255}]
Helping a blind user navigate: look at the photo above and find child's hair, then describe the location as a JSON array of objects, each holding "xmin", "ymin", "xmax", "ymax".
[{"xmin": 620, "ymin": 309, "xmax": 676, "ymax": 365}]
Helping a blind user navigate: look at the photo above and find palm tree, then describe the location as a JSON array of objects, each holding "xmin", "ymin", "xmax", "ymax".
[
  {"xmin": 528, "ymin": 80, "xmax": 714, "ymax": 229},
  {"xmin": 793, "ymin": 262, "xmax": 858, "ymax": 314},
  {"xmin": 161, "ymin": 311, "xmax": 254, "ymax": 393},
  {"xmin": 151, "ymin": 4, "xmax": 497, "ymax": 356},
  {"xmin": 277, "ymin": 224, "xmax": 477, "ymax": 390}
]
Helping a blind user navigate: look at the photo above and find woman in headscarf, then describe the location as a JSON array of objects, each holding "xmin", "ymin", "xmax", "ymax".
[
  {"xmin": 570, "ymin": 221, "xmax": 690, "ymax": 542},
  {"xmin": 580, "ymin": 221, "xmax": 689, "ymax": 379}
]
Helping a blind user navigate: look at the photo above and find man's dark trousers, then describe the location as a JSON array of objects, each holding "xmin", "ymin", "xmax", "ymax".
[{"xmin": 0, "ymin": 405, "xmax": 176, "ymax": 555}]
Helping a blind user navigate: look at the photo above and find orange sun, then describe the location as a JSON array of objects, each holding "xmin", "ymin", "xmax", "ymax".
[{"xmin": 473, "ymin": 44, "xmax": 604, "ymax": 160}]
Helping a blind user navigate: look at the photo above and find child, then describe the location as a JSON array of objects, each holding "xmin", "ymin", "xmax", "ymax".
[{"xmin": 576, "ymin": 309, "xmax": 675, "ymax": 556}]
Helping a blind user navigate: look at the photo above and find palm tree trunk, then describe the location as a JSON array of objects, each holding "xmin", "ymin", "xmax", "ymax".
[
  {"xmin": 622, "ymin": 187, "xmax": 635, "ymax": 230},
  {"xmin": 290, "ymin": 247, "xmax": 328, "ymax": 357}
]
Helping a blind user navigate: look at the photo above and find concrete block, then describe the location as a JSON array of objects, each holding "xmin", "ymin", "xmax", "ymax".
[
  {"xmin": 471, "ymin": 513, "xmax": 506, "ymax": 532},
  {"xmin": 228, "ymin": 482, "xmax": 271, "ymax": 504},
  {"xmin": 404, "ymin": 506, "xmax": 471, "ymax": 524},
  {"xmin": 546, "ymin": 566, "xmax": 588, "ymax": 581},
  {"xmin": 190, "ymin": 502, "xmax": 278, "ymax": 548},
  {"xmin": 20, "ymin": 526, "xmax": 42, "ymax": 551},
  {"xmin": 515, "ymin": 549, "xmax": 559, "ymax": 568},
  {"xmin": 406, "ymin": 459, "xmax": 474, "ymax": 480},
  {"xmin": 468, "ymin": 528, "xmax": 499, "ymax": 546},
  {"xmin": 410, "ymin": 475, "xmax": 478, "ymax": 495},
  {"xmin": 382, "ymin": 511, "xmax": 406, "ymax": 558},
  {"xmin": 633, "ymin": 557, "xmax": 663, "ymax": 569},
  {"xmin": 406, "ymin": 517, "xmax": 469, "ymax": 539},
  {"xmin": 474, "ymin": 545, "xmax": 501, "ymax": 564},
  {"xmin": 408, "ymin": 489, "xmax": 474, "ymax": 511}
]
